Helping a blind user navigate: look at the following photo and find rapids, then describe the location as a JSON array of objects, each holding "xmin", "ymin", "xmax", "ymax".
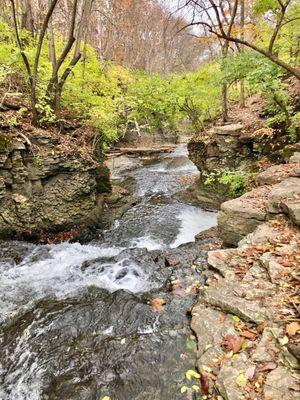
[{"xmin": 0, "ymin": 146, "xmax": 217, "ymax": 400}]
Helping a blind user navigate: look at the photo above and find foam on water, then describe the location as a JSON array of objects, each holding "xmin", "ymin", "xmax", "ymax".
[
  {"xmin": 171, "ymin": 207, "xmax": 217, "ymax": 248},
  {"xmin": 0, "ymin": 242, "xmax": 151, "ymax": 322},
  {"xmin": 129, "ymin": 235, "xmax": 164, "ymax": 251}
]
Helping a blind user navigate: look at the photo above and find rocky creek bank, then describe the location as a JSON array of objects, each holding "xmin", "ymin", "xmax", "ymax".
[
  {"xmin": 190, "ymin": 152, "xmax": 300, "ymax": 400},
  {"xmin": 0, "ymin": 131, "xmax": 111, "ymax": 240},
  {"xmin": 187, "ymin": 121, "xmax": 300, "ymax": 209}
]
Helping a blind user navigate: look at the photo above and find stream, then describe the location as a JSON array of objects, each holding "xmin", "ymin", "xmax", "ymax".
[{"xmin": 0, "ymin": 146, "xmax": 217, "ymax": 400}]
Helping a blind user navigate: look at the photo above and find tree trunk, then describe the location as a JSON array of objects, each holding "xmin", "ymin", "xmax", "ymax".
[
  {"xmin": 240, "ymin": 0, "xmax": 245, "ymax": 108},
  {"xmin": 222, "ymin": 82, "xmax": 228, "ymax": 122},
  {"xmin": 221, "ymin": 41, "xmax": 229, "ymax": 122},
  {"xmin": 21, "ymin": 0, "xmax": 34, "ymax": 34}
]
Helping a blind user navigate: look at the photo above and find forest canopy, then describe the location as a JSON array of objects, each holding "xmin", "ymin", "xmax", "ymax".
[{"xmin": 0, "ymin": 0, "xmax": 299, "ymax": 147}]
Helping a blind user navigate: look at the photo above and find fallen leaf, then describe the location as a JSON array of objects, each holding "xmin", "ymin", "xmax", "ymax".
[
  {"xmin": 200, "ymin": 373, "xmax": 209, "ymax": 395},
  {"xmin": 236, "ymin": 372, "xmax": 248, "ymax": 387},
  {"xmin": 219, "ymin": 313, "xmax": 227, "ymax": 323},
  {"xmin": 151, "ymin": 298, "xmax": 166, "ymax": 312},
  {"xmin": 244, "ymin": 365, "xmax": 256, "ymax": 380},
  {"xmin": 257, "ymin": 322, "xmax": 267, "ymax": 333},
  {"xmin": 165, "ymin": 257, "xmax": 180, "ymax": 266},
  {"xmin": 186, "ymin": 369, "xmax": 200, "ymax": 380},
  {"xmin": 192, "ymin": 385, "xmax": 200, "ymax": 392},
  {"xmin": 241, "ymin": 341, "xmax": 248, "ymax": 350},
  {"xmin": 279, "ymin": 335, "xmax": 289, "ymax": 346},
  {"xmin": 186, "ymin": 339, "xmax": 197, "ymax": 350},
  {"xmin": 201, "ymin": 365, "xmax": 212, "ymax": 373},
  {"xmin": 286, "ymin": 322, "xmax": 300, "ymax": 337},
  {"xmin": 172, "ymin": 286, "xmax": 188, "ymax": 297},
  {"xmin": 240, "ymin": 330, "xmax": 256, "ymax": 340},
  {"xmin": 222, "ymin": 335, "xmax": 244, "ymax": 353},
  {"xmin": 180, "ymin": 386, "xmax": 188, "ymax": 394},
  {"xmin": 257, "ymin": 362, "xmax": 277, "ymax": 372}
]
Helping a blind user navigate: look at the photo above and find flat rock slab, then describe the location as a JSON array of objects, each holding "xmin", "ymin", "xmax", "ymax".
[
  {"xmin": 264, "ymin": 366, "xmax": 300, "ymax": 400},
  {"xmin": 203, "ymin": 280, "xmax": 271, "ymax": 324},
  {"xmin": 281, "ymin": 199, "xmax": 300, "ymax": 225},
  {"xmin": 207, "ymin": 249, "xmax": 240, "ymax": 280},
  {"xmin": 213, "ymin": 124, "xmax": 243, "ymax": 136},
  {"xmin": 252, "ymin": 328, "xmax": 277, "ymax": 363},
  {"xmin": 191, "ymin": 303, "xmax": 234, "ymax": 365},
  {"xmin": 220, "ymin": 186, "xmax": 270, "ymax": 220},
  {"xmin": 256, "ymin": 163, "xmax": 299, "ymax": 186},
  {"xmin": 239, "ymin": 222, "xmax": 283, "ymax": 247},
  {"xmin": 216, "ymin": 355, "xmax": 249, "ymax": 400}
]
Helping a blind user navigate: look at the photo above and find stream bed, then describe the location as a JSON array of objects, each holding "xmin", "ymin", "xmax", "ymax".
[{"xmin": 0, "ymin": 146, "xmax": 217, "ymax": 400}]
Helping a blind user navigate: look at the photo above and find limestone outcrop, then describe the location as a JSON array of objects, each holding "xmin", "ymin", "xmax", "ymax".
[
  {"xmin": 192, "ymin": 217, "xmax": 300, "ymax": 400},
  {"xmin": 218, "ymin": 153, "xmax": 300, "ymax": 245},
  {"xmin": 188, "ymin": 124, "xmax": 255, "ymax": 180},
  {"xmin": 191, "ymin": 151, "xmax": 300, "ymax": 400},
  {"xmin": 0, "ymin": 132, "xmax": 110, "ymax": 238}
]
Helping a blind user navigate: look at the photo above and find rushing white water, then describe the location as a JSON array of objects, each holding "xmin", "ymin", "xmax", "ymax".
[
  {"xmin": 0, "ymin": 243, "xmax": 150, "ymax": 323},
  {"xmin": 0, "ymin": 145, "xmax": 217, "ymax": 322},
  {"xmin": 171, "ymin": 208, "xmax": 217, "ymax": 248},
  {"xmin": 0, "ymin": 145, "xmax": 218, "ymax": 400}
]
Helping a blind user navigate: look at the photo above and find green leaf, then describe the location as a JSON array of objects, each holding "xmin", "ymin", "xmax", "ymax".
[{"xmin": 232, "ymin": 315, "xmax": 240, "ymax": 322}]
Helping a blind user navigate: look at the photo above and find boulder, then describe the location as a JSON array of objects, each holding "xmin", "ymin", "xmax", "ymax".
[
  {"xmin": 252, "ymin": 328, "xmax": 277, "ymax": 363},
  {"xmin": 191, "ymin": 303, "xmax": 234, "ymax": 367},
  {"xmin": 188, "ymin": 123, "xmax": 255, "ymax": 183},
  {"xmin": 239, "ymin": 222, "xmax": 280, "ymax": 247},
  {"xmin": 281, "ymin": 199, "xmax": 300, "ymax": 226},
  {"xmin": 216, "ymin": 355, "xmax": 249, "ymax": 400},
  {"xmin": 260, "ymin": 252, "xmax": 286, "ymax": 282},
  {"xmin": 213, "ymin": 124, "xmax": 243, "ymax": 136},
  {"xmin": 268, "ymin": 177, "xmax": 300, "ymax": 214},
  {"xmin": 207, "ymin": 249, "xmax": 240, "ymax": 280},
  {"xmin": 289, "ymin": 152, "xmax": 300, "ymax": 163}
]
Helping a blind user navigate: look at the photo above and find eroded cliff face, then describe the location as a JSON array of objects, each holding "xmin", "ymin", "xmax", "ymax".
[
  {"xmin": 0, "ymin": 132, "xmax": 110, "ymax": 238},
  {"xmin": 188, "ymin": 124, "xmax": 257, "ymax": 179}
]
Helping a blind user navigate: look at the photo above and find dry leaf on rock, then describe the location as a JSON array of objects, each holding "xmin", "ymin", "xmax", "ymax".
[
  {"xmin": 257, "ymin": 361, "xmax": 277, "ymax": 372},
  {"xmin": 165, "ymin": 257, "xmax": 180, "ymax": 266},
  {"xmin": 200, "ymin": 373, "xmax": 209, "ymax": 395},
  {"xmin": 233, "ymin": 289, "xmax": 246, "ymax": 298},
  {"xmin": 286, "ymin": 321, "xmax": 300, "ymax": 337},
  {"xmin": 244, "ymin": 365, "xmax": 256, "ymax": 380},
  {"xmin": 151, "ymin": 298, "xmax": 166, "ymax": 312},
  {"xmin": 221, "ymin": 334, "xmax": 244, "ymax": 353},
  {"xmin": 240, "ymin": 330, "xmax": 257, "ymax": 340}
]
